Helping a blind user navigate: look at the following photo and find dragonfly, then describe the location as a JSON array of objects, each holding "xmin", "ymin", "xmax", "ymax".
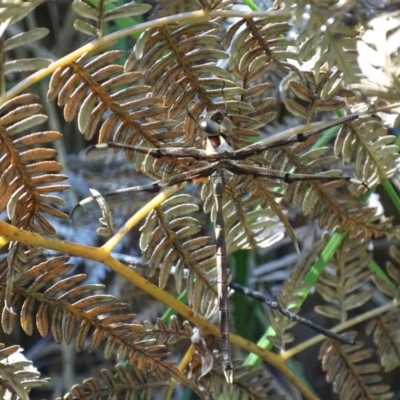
[{"xmin": 72, "ymin": 110, "xmax": 364, "ymax": 382}]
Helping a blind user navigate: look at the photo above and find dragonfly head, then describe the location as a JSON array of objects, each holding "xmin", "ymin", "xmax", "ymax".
[{"xmin": 199, "ymin": 110, "xmax": 234, "ymax": 153}]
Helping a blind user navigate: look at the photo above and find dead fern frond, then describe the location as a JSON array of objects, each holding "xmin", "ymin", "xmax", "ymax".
[
  {"xmin": 0, "ymin": 343, "xmax": 48, "ymax": 400},
  {"xmin": 204, "ymin": 361, "xmax": 284, "ymax": 400},
  {"xmin": 128, "ymin": 12, "xmax": 260, "ymax": 146},
  {"xmin": 289, "ymin": 2, "xmax": 360, "ymax": 85},
  {"xmin": 373, "ymin": 243, "xmax": 400, "ymax": 298},
  {"xmin": 366, "ymin": 244, "xmax": 400, "ymax": 372},
  {"xmin": 319, "ymin": 331, "xmax": 393, "ymax": 400},
  {"xmin": 143, "ymin": 316, "xmax": 193, "ymax": 344},
  {"xmin": 48, "ymin": 50, "xmax": 173, "ymax": 147},
  {"xmin": 0, "ymin": 254, "xmax": 204, "ymax": 396},
  {"xmin": 0, "ymin": 94, "xmax": 68, "ymax": 235},
  {"xmin": 0, "ymin": 93, "xmax": 68, "ymax": 308},
  {"xmin": 2, "ymin": 26, "xmax": 51, "ymax": 76},
  {"xmin": 201, "ymin": 176, "xmax": 286, "ymax": 252},
  {"xmin": 1, "ymin": 1, "xmax": 400, "ymax": 397},
  {"xmin": 58, "ymin": 364, "xmax": 168, "ymax": 400},
  {"xmin": 335, "ymin": 117, "xmax": 398, "ymax": 186},
  {"xmin": 149, "ymin": 0, "xmax": 200, "ymax": 20},
  {"xmin": 268, "ymin": 237, "xmax": 328, "ymax": 350},
  {"xmin": 285, "ymin": 74, "xmax": 347, "ymax": 123},
  {"xmin": 223, "ymin": 14, "xmax": 295, "ymax": 76},
  {"xmin": 315, "ymin": 233, "xmax": 373, "ymax": 322},
  {"xmin": 0, "ymin": 1, "xmax": 51, "ymax": 88},
  {"xmin": 72, "ymin": 0, "xmax": 152, "ymax": 38},
  {"xmin": 281, "ymin": 133, "xmax": 393, "ymax": 238},
  {"xmin": 140, "ymin": 193, "xmax": 218, "ymax": 317},
  {"xmin": 366, "ymin": 310, "xmax": 400, "ymax": 373},
  {"xmin": 244, "ymin": 119, "xmax": 393, "ymax": 240},
  {"xmin": 355, "ymin": 10, "xmax": 400, "ymax": 104}
]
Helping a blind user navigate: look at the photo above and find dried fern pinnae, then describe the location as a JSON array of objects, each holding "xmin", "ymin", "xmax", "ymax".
[
  {"xmin": 367, "ymin": 310, "xmax": 400, "ymax": 373},
  {"xmin": 48, "ymin": 50, "xmax": 174, "ymax": 148},
  {"xmin": 140, "ymin": 193, "xmax": 218, "ymax": 317},
  {"xmin": 72, "ymin": 0, "xmax": 152, "ymax": 38},
  {"xmin": 268, "ymin": 238, "xmax": 329, "ymax": 350},
  {"xmin": 59, "ymin": 364, "xmax": 168, "ymax": 400},
  {"xmin": 335, "ymin": 117, "xmax": 398, "ymax": 186},
  {"xmin": 205, "ymin": 360, "xmax": 283, "ymax": 400},
  {"xmin": 319, "ymin": 332, "xmax": 393, "ymax": 400},
  {"xmin": 0, "ymin": 5, "xmax": 52, "ymax": 79},
  {"xmin": 143, "ymin": 316, "xmax": 193, "ymax": 345},
  {"xmin": 315, "ymin": 234, "xmax": 373, "ymax": 322},
  {"xmin": 0, "ymin": 254, "xmax": 205, "ymax": 396},
  {"xmin": 224, "ymin": 16, "xmax": 295, "ymax": 75},
  {"xmin": 0, "ymin": 343, "xmax": 48, "ymax": 399},
  {"xmin": 288, "ymin": 2, "xmax": 361, "ymax": 85},
  {"xmin": 0, "ymin": 94, "xmax": 68, "ymax": 236}
]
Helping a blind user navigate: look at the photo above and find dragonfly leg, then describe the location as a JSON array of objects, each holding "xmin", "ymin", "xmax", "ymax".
[{"xmin": 232, "ymin": 113, "xmax": 360, "ymax": 160}]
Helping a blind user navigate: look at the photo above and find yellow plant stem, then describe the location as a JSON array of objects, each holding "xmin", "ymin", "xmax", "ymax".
[
  {"xmin": 165, "ymin": 345, "xmax": 196, "ymax": 400},
  {"xmin": 0, "ymin": 219, "xmax": 317, "ymax": 400},
  {"xmin": 281, "ymin": 299, "xmax": 400, "ymax": 360},
  {"xmin": 0, "ymin": 236, "xmax": 9, "ymax": 249},
  {"xmin": 102, "ymin": 184, "xmax": 184, "ymax": 253}
]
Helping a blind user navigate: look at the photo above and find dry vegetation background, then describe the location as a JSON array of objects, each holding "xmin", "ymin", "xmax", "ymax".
[{"xmin": 1, "ymin": 0, "xmax": 400, "ymax": 399}]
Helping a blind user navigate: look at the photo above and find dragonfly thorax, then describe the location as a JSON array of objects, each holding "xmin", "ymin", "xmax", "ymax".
[{"xmin": 205, "ymin": 134, "xmax": 234, "ymax": 155}]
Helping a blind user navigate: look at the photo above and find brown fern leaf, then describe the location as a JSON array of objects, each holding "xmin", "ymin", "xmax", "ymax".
[
  {"xmin": 268, "ymin": 237, "xmax": 328, "ymax": 350},
  {"xmin": 0, "ymin": 0, "xmax": 43, "ymax": 26},
  {"xmin": 0, "ymin": 93, "xmax": 68, "ymax": 308},
  {"xmin": 367, "ymin": 244, "xmax": 400, "ymax": 372},
  {"xmin": 140, "ymin": 193, "xmax": 219, "ymax": 317},
  {"xmin": 223, "ymin": 14, "xmax": 296, "ymax": 76},
  {"xmin": 373, "ymin": 243, "xmax": 400, "ymax": 298},
  {"xmin": 149, "ymin": 0, "xmax": 200, "ymax": 20},
  {"xmin": 3, "ymin": 26, "xmax": 51, "ymax": 75},
  {"xmin": 1, "ymin": 3, "xmax": 52, "ymax": 78},
  {"xmin": 238, "ymin": 175, "xmax": 298, "ymax": 247},
  {"xmin": 292, "ymin": 3, "xmax": 361, "ymax": 85},
  {"xmin": 277, "ymin": 126, "xmax": 393, "ymax": 239},
  {"xmin": 128, "ymin": 17, "xmax": 251, "ymax": 146},
  {"xmin": 72, "ymin": 0, "xmax": 151, "ymax": 39},
  {"xmin": 315, "ymin": 233, "xmax": 373, "ymax": 322},
  {"xmin": 58, "ymin": 364, "xmax": 168, "ymax": 400},
  {"xmin": 366, "ymin": 310, "xmax": 400, "ymax": 373},
  {"xmin": 335, "ymin": 117, "xmax": 399, "ymax": 186},
  {"xmin": 201, "ymin": 176, "xmax": 286, "ymax": 253},
  {"xmin": 0, "ymin": 255, "xmax": 203, "ymax": 395},
  {"xmin": 319, "ymin": 331, "xmax": 392, "ymax": 400},
  {"xmin": 353, "ymin": 11, "xmax": 400, "ymax": 103},
  {"xmin": 221, "ymin": 113, "xmax": 393, "ymax": 240},
  {"xmin": 0, "ymin": 343, "xmax": 48, "ymax": 399},
  {"xmin": 0, "ymin": 94, "xmax": 68, "ymax": 235},
  {"xmin": 203, "ymin": 360, "xmax": 284, "ymax": 400},
  {"xmin": 244, "ymin": 170, "xmax": 390, "ymax": 241},
  {"xmin": 285, "ymin": 75, "xmax": 346, "ymax": 122},
  {"xmin": 143, "ymin": 316, "xmax": 193, "ymax": 344},
  {"xmin": 47, "ymin": 50, "xmax": 176, "ymax": 148}
]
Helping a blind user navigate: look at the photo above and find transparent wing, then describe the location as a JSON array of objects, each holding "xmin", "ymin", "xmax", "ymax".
[
  {"xmin": 80, "ymin": 144, "xmax": 139, "ymax": 177},
  {"xmin": 71, "ymin": 185, "xmax": 159, "ymax": 234},
  {"xmin": 73, "ymin": 143, "xmax": 161, "ymax": 234}
]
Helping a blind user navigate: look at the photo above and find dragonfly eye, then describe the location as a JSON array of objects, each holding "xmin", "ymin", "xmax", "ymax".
[
  {"xmin": 210, "ymin": 110, "xmax": 225, "ymax": 124},
  {"xmin": 199, "ymin": 118, "xmax": 223, "ymax": 136},
  {"xmin": 198, "ymin": 110, "xmax": 233, "ymax": 137}
]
